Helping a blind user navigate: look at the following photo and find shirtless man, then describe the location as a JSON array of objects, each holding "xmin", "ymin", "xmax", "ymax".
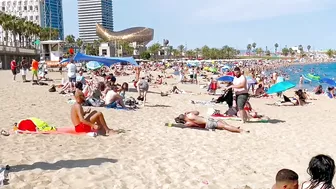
[
  {"xmin": 71, "ymin": 90, "xmax": 116, "ymax": 135},
  {"xmin": 174, "ymin": 111, "xmax": 248, "ymax": 133}
]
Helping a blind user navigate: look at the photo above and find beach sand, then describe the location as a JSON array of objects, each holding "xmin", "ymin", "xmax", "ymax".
[{"xmin": 1, "ymin": 70, "xmax": 336, "ymax": 189}]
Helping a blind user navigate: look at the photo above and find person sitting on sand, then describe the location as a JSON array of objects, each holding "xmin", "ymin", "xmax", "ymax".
[
  {"xmin": 174, "ymin": 111, "xmax": 248, "ymax": 133},
  {"xmin": 301, "ymin": 154, "xmax": 335, "ymax": 189},
  {"xmin": 154, "ymin": 75, "xmax": 163, "ymax": 85},
  {"xmin": 105, "ymin": 86, "xmax": 126, "ymax": 109},
  {"xmin": 326, "ymin": 87, "xmax": 335, "ymax": 99},
  {"xmin": 313, "ymin": 85, "xmax": 323, "ymax": 95},
  {"xmin": 272, "ymin": 169, "xmax": 299, "ymax": 189},
  {"xmin": 255, "ymin": 84, "xmax": 265, "ymax": 96},
  {"xmin": 71, "ymin": 90, "xmax": 116, "ymax": 135}
]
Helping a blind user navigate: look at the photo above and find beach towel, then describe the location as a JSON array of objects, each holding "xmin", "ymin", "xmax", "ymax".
[
  {"xmin": 211, "ymin": 114, "xmax": 269, "ymax": 123},
  {"xmin": 15, "ymin": 127, "xmax": 97, "ymax": 137}
]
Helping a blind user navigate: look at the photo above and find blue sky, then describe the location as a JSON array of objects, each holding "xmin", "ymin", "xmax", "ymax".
[{"xmin": 63, "ymin": 0, "xmax": 336, "ymax": 51}]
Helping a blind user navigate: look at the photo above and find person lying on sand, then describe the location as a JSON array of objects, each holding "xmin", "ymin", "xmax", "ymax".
[
  {"xmin": 174, "ymin": 111, "xmax": 249, "ymax": 133},
  {"xmin": 71, "ymin": 90, "xmax": 117, "ymax": 136}
]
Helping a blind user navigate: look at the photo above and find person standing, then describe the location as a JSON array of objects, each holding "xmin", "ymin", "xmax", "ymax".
[
  {"xmin": 31, "ymin": 59, "xmax": 39, "ymax": 82},
  {"xmin": 10, "ymin": 59, "xmax": 17, "ymax": 81},
  {"xmin": 67, "ymin": 60, "xmax": 77, "ymax": 92},
  {"xmin": 20, "ymin": 57, "xmax": 28, "ymax": 82},
  {"xmin": 225, "ymin": 67, "xmax": 249, "ymax": 123},
  {"xmin": 59, "ymin": 57, "xmax": 63, "ymax": 76}
]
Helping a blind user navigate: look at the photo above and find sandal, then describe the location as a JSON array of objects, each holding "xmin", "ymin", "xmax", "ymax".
[{"xmin": 1, "ymin": 130, "xmax": 10, "ymax": 136}]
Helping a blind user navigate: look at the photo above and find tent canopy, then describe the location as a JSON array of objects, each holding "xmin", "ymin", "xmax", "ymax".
[{"xmin": 72, "ymin": 53, "xmax": 138, "ymax": 67}]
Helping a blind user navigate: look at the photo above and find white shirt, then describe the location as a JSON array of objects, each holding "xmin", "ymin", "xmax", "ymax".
[
  {"xmin": 105, "ymin": 90, "xmax": 117, "ymax": 105},
  {"xmin": 67, "ymin": 63, "xmax": 77, "ymax": 78},
  {"xmin": 233, "ymin": 75, "xmax": 248, "ymax": 95},
  {"xmin": 302, "ymin": 182, "xmax": 333, "ymax": 189}
]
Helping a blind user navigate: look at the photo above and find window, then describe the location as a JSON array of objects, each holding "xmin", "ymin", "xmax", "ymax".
[
  {"xmin": 18, "ymin": 6, "xmax": 21, "ymax": 11},
  {"xmin": 1, "ymin": 7, "xmax": 5, "ymax": 11},
  {"xmin": 2, "ymin": 2, "xmax": 5, "ymax": 7},
  {"xmin": 29, "ymin": 6, "xmax": 33, "ymax": 11},
  {"xmin": 34, "ymin": 5, "xmax": 38, "ymax": 11},
  {"xmin": 24, "ymin": 6, "xmax": 27, "ymax": 10},
  {"xmin": 35, "ymin": 16, "xmax": 39, "ymax": 20},
  {"xmin": 24, "ymin": 16, "xmax": 28, "ymax": 20},
  {"xmin": 30, "ymin": 16, "xmax": 33, "ymax": 20},
  {"xmin": 18, "ymin": 1, "xmax": 22, "ymax": 5}
]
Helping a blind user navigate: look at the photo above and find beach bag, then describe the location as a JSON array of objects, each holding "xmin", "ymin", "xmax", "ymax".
[
  {"xmin": 17, "ymin": 118, "xmax": 56, "ymax": 132},
  {"xmin": 125, "ymin": 97, "xmax": 136, "ymax": 106},
  {"xmin": 48, "ymin": 85, "xmax": 56, "ymax": 92},
  {"xmin": 87, "ymin": 98, "xmax": 105, "ymax": 107}
]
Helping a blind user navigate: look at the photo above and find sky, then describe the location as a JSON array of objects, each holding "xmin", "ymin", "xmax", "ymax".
[{"xmin": 63, "ymin": 0, "xmax": 336, "ymax": 51}]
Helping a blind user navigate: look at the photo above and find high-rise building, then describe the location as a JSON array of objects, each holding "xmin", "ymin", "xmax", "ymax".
[
  {"xmin": 78, "ymin": 0, "xmax": 113, "ymax": 43},
  {"xmin": 0, "ymin": 0, "xmax": 64, "ymax": 40},
  {"xmin": 43, "ymin": 0, "xmax": 64, "ymax": 40}
]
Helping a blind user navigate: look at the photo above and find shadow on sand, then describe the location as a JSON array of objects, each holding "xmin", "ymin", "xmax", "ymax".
[
  {"xmin": 9, "ymin": 158, "xmax": 118, "ymax": 173},
  {"xmin": 268, "ymin": 119, "xmax": 286, "ymax": 124},
  {"xmin": 146, "ymin": 104, "xmax": 171, "ymax": 108},
  {"xmin": 128, "ymin": 88, "xmax": 161, "ymax": 94}
]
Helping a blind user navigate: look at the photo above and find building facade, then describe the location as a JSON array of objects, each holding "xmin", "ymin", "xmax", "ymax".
[
  {"xmin": 0, "ymin": 0, "xmax": 64, "ymax": 40},
  {"xmin": 78, "ymin": 0, "xmax": 113, "ymax": 43},
  {"xmin": 43, "ymin": 0, "xmax": 64, "ymax": 40}
]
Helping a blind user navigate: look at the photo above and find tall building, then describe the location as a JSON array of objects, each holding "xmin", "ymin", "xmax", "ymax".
[
  {"xmin": 43, "ymin": 0, "xmax": 64, "ymax": 40},
  {"xmin": 0, "ymin": 0, "xmax": 64, "ymax": 40},
  {"xmin": 78, "ymin": 0, "xmax": 113, "ymax": 43}
]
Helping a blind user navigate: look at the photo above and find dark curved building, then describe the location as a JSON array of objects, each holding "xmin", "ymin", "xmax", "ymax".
[{"xmin": 96, "ymin": 23, "xmax": 154, "ymax": 45}]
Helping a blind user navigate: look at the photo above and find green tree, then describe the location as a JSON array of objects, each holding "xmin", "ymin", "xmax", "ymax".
[
  {"xmin": 252, "ymin": 42, "xmax": 257, "ymax": 53},
  {"xmin": 298, "ymin": 45, "xmax": 304, "ymax": 54},
  {"xmin": 201, "ymin": 45, "xmax": 210, "ymax": 59},
  {"xmin": 307, "ymin": 45, "xmax": 311, "ymax": 52},
  {"xmin": 326, "ymin": 49, "xmax": 334, "ymax": 58},
  {"xmin": 186, "ymin": 50, "xmax": 195, "ymax": 58},
  {"xmin": 256, "ymin": 47, "xmax": 263, "ymax": 56},
  {"xmin": 140, "ymin": 51, "xmax": 151, "ymax": 59},
  {"xmin": 289, "ymin": 48, "xmax": 295, "ymax": 56},
  {"xmin": 65, "ymin": 35, "xmax": 76, "ymax": 45},
  {"xmin": 282, "ymin": 48, "xmax": 289, "ymax": 56},
  {"xmin": 247, "ymin": 44, "xmax": 252, "ymax": 55},
  {"xmin": 274, "ymin": 43, "xmax": 279, "ymax": 53},
  {"xmin": 148, "ymin": 43, "xmax": 161, "ymax": 59},
  {"xmin": 194, "ymin": 48, "xmax": 201, "ymax": 58},
  {"xmin": 265, "ymin": 50, "xmax": 271, "ymax": 56},
  {"xmin": 177, "ymin": 45, "xmax": 185, "ymax": 57}
]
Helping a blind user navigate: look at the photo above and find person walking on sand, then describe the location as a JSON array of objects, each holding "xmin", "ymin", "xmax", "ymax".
[
  {"xmin": 31, "ymin": 59, "xmax": 39, "ymax": 82},
  {"xmin": 71, "ymin": 90, "xmax": 117, "ymax": 136},
  {"xmin": 10, "ymin": 59, "xmax": 18, "ymax": 81},
  {"xmin": 225, "ymin": 67, "xmax": 249, "ymax": 123},
  {"xmin": 137, "ymin": 77, "xmax": 149, "ymax": 106},
  {"xmin": 20, "ymin": 57, "xmax": 28, "ymax": 82}
]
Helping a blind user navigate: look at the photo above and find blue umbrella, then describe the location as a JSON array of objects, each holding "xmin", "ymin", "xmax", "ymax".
[
  {"xmin": 86, "ymin": 61, "xmax": 103, "ymax": 70},
  {"xmin": 221, "ymin": 65, "xmax": 230, "ymax": 70},
  {"xmin": 320, "ymin": 78, "xmax": 336, "ymax": 86},
  {"xmin": 276, "ymin": 76, "xmax": 285, "ymax": 83},
  {"xmin": 217, "ymin": 75, "xmax": 234, "ymax": 82},
  {"xmin": 59, "ymin": 58, "xmax": 70, "ymax": 64},
  {"xmin": 267, "ymin": 81, "xmax": 296, "ymax": 94}
]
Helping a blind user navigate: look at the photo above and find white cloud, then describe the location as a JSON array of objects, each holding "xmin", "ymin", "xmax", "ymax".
[{"xmin": 157, "ymin": 0, "xmax": 336, "ymax": 23}]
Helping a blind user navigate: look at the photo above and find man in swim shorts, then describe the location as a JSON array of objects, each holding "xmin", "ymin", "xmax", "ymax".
[
  {"xmin": 71, "ymin": 90, "xmax": 116, "ymax": 136},
  {"xmin": 174, "ymin": 111, "xmax": 248, "ymax": 133},
  {"xmin": 31, "ymin": 59, "xmax": 39, "ymax": 82},
  {"xmin": 137, "ymin": 77, "xmax": 149, "ymax": 106},
  {"xmin": 225, "ymin": 67, "xmax": 249, "ymax": 123}
]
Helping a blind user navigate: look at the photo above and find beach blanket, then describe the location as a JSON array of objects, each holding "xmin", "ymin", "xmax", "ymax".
[
  {"xmin": 164, "ymin": 123, "xmax": 208, "ymax": 130},
  {"xmin": 211, "ymin": 114, "xmax": 269, "ymax": 123},
  {"xmin": 14, "ymin": 127, "xmax": 97, "ymax": 137}
]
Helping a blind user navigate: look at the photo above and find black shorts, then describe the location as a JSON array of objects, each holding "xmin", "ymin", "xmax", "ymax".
[
  {"xmin": 236, "ymin": 93, "xmax": 249, "ymax": 110},
  {"xmin": 190, "ymin": 74, "xmax": 194, "ymax": 79},
  {"xmin": 12, "ymin": 69, "xmax": 17, "ymax": 75},
  {"xmin": 69, "ymin": 77, "xmax": 76, "ymax": 82}
]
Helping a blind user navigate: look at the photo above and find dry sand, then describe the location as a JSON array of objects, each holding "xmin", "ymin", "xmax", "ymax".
[{"xmin": 1, "ymin": 70, "xmax": 336, "ymax": 189}]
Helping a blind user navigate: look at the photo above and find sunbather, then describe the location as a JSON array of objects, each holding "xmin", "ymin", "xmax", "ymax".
[
  {"xmin": 105, "ymin": 86, "xmax": 126, "ymax": 108},
  {"xmin": 174, "ymin": 111, "xmax": 248, "ymax": 133},
  {"xmin": 71, "ymin": 90, "xmax": 116, "ymax": 135}
]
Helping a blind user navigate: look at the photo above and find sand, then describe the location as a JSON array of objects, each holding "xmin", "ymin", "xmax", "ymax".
[{"xmin": 1, "ymin": 70, "xmax": 336, "ymax": 189}]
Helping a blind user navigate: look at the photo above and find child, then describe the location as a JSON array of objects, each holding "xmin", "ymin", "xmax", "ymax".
[
  {"xmin": 272, "ymin": 169, "xmax": 299, "ymax": 189},
  {"xmin": 302, "ymin": 154, "xmax": 335, "ymax": 189},
  {"xmin": 119, "ymin": 82, "xmax": 128, "ymax": 99}
]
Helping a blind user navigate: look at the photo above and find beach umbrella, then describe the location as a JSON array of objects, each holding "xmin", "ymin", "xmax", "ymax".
[
  {"xmin": 59, "ymin": 58, "xmax": 70, "ymax": 64},
  {"xmin": 276, "ymin": 76, "xmax": 285, "ymax": 83},
  {"xmin": 222, "ymin": 65, "xmax": 230, "ymax": 70},
  {"xmin": 320, "ymin": 78, "xmax": 336, "ymax": 86},
  {"xmin": 86, "ymin": 61, "xmax": 103, "ymax": 70},
  {"xmin": 266, "ymin": 81, "xmax": 296, "ymax": 94},
  {"xmin": 217, "ymin": 75, "xmax": 234, "ymax": 82}
]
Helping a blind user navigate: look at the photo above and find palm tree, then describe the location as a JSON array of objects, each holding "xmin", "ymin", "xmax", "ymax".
[
  {"xmin": 289, "ymin": 48, "xmax": 295, "ymax": 57},
  {"xmin": 201, "ymin": 45, "xmax": 210, "ymax": 59},
  {"xmin": 247, "ymin": 44, "xmax": 252, "ymax": 55},
  {"xmin": 177, "ymin": 45, "xmax": 185, "ymax": 57},
  {"xmin": 307, "ymin": 45, "xmax": 311, "ymax": 52},
  {"xmin": 76, "ymin": 38, "xmax": 84, "ymax": 52},
  {"xmin": 148, "ymin": 43, "xmax": 161, "ymax": 59},
  {"xmin": 252, "ymin": 42, "xmax": 257, "ymax": 53},
  {"xmin": 274, "ymin": 43, "xmax": 279, "ymax": 53},
  {"xmin": 194, "ymin": 48, "xmax": 201, "ymax": 58},
  {"xmin": 282, "ymin": 48, "xmax": 289, "ymax": 56},
  {"xmin": 256, "ymin": 47, "xmax": 263, "ymax": 56},
  {"xmin": 298, "ymin": 45, "xmax": 304, "ymax": 54},
  {"xmin": 186, "ymin": 50, "xmax": 195, "ymax": 58},
  {"xmin": 65, "ymin": 35, "xmax": 76, "ymax": 45}
]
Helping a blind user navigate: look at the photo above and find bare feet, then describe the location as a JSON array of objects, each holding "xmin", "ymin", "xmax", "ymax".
[{"xmin": 105, "ymin": 129, "xmax": 118, "ymax": 136}]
